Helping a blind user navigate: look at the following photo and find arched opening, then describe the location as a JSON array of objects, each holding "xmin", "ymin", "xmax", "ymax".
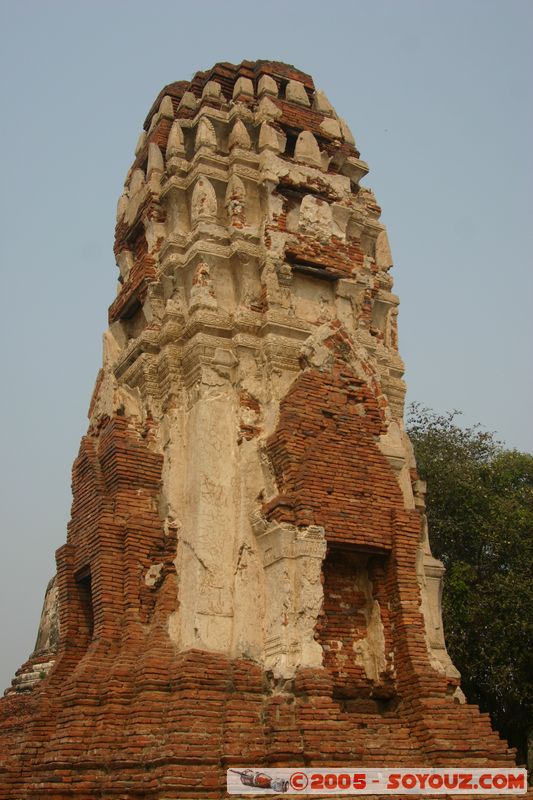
[{"xmin": 75, "ymin": 567, "xmax": 94, "ymax": 644}]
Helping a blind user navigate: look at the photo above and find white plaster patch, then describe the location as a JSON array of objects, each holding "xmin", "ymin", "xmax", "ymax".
[
  {"xmin": 298, "ymin": 195, "xmax": 333, "ymax": 241},
  {"xmin": 144, "ymin": 563, "xmax": 164, "ymax": 587}
]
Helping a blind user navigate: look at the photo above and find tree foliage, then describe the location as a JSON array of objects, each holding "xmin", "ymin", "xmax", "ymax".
[{"xmin": 407, "ymin": 405, "xmax": 533, "ymax": 765}]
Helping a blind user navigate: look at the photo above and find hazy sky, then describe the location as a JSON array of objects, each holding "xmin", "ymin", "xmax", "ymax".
[{"xmin": 0, "ymin": 0, "xmax": 531, "ymax": 692}]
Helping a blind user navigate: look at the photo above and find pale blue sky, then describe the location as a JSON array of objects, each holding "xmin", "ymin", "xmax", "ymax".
[{"xmin": 0, "ymin": 0, "xmax": 531, "ymax": 691}]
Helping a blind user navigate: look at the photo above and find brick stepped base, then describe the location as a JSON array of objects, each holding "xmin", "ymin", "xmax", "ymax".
[
  {"xmin": 0, "ymin": 649, "xmax": 517, "ymax": 800},
  {"xmin": 0, "ymin": 417, "xmax": 519, "ymax": 799},
  {"xmin": 320, "ymin": 706, "xmax": 420, "ymax": 763}
]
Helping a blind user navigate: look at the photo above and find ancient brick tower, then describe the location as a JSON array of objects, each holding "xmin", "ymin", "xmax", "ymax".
[{"xmin": 0, "ymin": 61, "xmax": 517, "ymax": 798}]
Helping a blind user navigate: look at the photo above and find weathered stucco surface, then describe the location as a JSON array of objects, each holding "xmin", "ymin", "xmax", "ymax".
[{"xmin": 0, "ymin": 60, "xmax": 516, "ymax": 799}]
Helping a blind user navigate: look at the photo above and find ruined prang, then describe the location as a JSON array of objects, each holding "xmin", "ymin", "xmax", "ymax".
[{"xmin": 0, "ymin": 60, "xmax": 516, "ymax": 798}]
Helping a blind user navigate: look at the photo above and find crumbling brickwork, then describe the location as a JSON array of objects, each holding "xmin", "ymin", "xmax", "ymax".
[{"xmin": 0, "ymin": 60, "xmax": 521, "ymax": 799}]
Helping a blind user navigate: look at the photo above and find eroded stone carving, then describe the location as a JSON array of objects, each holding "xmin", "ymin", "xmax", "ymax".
[
  {"xmin": 228, "ymin": 118, "xmax": 251, "ymax": 150},
  {"xmin": 189, "ymin": 261, "xmax": 217, "ymax": 311},
  {"xmin": 257, "ymin": 74, "xmax": 278, "ymax": 97},
  {"xmin": 166, "ymin": 119, "xmax": 185, "ymax": 157},
  {"xmin": 294, "ymin": 130, "xmax": 322, "ymax": 167},
  {"xmin": 190, "ymin": 175, "xmax": 217, "ymax": 222},
  {"xmin": 147, "ymin": 142, "xmax": 164, "ymax": 176},
  {"xmin": 225, "ymin": 174, "xmax": 246, "ymax": 228},
  {"xmin": 159, "ymin": 95, "xmax": 174, "ymax": 119},
  {"xmin": 195, "ymin": 116, "xmax": 217, "ymax": 150},
  {"xmin": 286, "ymin": 79, "xmax": 310, "ymax": 106}
]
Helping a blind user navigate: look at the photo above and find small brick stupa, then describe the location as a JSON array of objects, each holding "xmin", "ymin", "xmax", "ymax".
[{"xmin": 0, "ymin": 61, "xmax": 517, "ymax": 798}]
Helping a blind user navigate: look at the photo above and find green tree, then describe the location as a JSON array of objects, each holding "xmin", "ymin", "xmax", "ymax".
[{"xmin": 407, "ymin": 405, "xmax": 533, "ymax": 766}]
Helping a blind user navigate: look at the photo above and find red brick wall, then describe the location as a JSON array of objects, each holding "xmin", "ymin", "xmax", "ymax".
[{"xmin": 264, "ymin": 361, "xmax": 397, "ymax": 551}]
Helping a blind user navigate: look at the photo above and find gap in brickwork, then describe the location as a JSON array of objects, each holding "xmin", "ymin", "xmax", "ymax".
[
  {"xmin": 317, "ymin": 548, "xmax": 393, "ymax": 699},
  {"xmin": 75, "ymin": 568, "xmax": 94, "ymax": 645}
]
